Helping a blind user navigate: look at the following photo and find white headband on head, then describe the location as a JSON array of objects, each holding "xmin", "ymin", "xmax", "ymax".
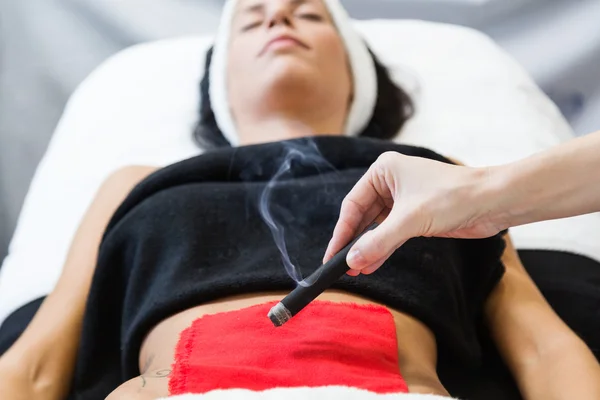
[{"xmin": 209, "ymin": 0, "xmax": 378, "ymax": 146}]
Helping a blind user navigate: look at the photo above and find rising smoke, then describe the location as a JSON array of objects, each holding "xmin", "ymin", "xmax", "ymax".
[{"xmin": 258, "ymin": 136, "xmax": 336, "ymax": 287}]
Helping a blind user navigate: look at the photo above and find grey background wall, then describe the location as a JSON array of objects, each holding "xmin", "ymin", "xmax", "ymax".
[{"xmin": 1, "ymin": 0, "xmax": 599, "ymax": 261}]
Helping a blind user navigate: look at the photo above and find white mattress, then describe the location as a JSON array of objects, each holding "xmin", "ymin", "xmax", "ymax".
[
  {"xmin": 159, "ymin": 387, "xmax": 452, "ymax": 399},
  {"xmin": 1, "ymin": 20, "xmax": 597, "ymax": 325}
]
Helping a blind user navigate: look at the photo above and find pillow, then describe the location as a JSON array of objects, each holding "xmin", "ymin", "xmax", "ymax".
[{"xmin": 0, "ymin": 20, "xmax": 583, "ymax": 324}]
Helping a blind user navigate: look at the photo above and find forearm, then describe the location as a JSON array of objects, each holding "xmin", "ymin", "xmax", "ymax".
[
  {"xmin": 486, "ymin": 272, "xmax": 600, "ymax": 399},
  {"xmin": 0, "ymin": 284, "xmax": 90, "ymax": 398},
  {"xmin": 0, "ymin": 217, "xmax": 101, "ymax": 398},
  {"xmin": 0, "ymin": 166, "xmax": 155, "ymax": 399},
  {"xmin": 519, "ymin": 335, "xmax": 600, "ymax": 400},
  {"xmin": 485, "ymin": 238, "xmax": 600, "ymax": 399},
  {"xmin": 485, "ymin": 130, "xmax": 600, "ymax": 229}
]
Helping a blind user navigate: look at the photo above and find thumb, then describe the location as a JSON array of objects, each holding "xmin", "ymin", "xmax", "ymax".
[{"xmin": 346, "ymin": 209, "xmax": 412, "ymax": 270}]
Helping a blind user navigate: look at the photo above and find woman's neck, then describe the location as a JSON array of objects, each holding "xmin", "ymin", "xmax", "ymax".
[{"xmin": 235, "ymin": 113, "xmax": 345, "ymax": 146}]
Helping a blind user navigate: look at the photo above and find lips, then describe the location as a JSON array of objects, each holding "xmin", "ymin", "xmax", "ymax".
[{"xmin": 260, "ymin": 34, "xmax": 309, "ymax": 56}]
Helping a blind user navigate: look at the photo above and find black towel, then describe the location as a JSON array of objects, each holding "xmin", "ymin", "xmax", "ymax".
[{"xmin": 72, "ymin": 136, "xmax": 506, "ymax": 399}]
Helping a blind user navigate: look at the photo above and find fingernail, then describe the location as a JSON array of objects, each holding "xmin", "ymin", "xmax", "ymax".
[{"xmin": 347, "ymin": 249, "xmax": 365, "ymax": 268}]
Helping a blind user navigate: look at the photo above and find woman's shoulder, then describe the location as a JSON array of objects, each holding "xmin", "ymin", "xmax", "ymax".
[
  {"xmin": 104, "ymin": 165, "xmax": 159, "ymax": 186},
  {"xmin": 93, "ymin": 165, "xmax": 159, "ymax": 212}
]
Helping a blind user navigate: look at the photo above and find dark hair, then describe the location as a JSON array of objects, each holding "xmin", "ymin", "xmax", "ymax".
[{"xmin": 193, "ymin": 46, "xmax": 414, "ymax": 149}]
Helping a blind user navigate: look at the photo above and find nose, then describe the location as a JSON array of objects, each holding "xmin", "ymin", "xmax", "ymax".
[{"xmin": 267, "ymin": 6, "xmax": 293, "ymax": 29}]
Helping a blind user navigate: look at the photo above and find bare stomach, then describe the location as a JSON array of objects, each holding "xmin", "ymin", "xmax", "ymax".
[{"xmin": 107, "ymin": 290, "xmax": 450, "ymax": 399}]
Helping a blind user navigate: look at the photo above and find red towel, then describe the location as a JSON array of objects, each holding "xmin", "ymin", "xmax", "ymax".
[{"xmin": 169, "ymin": 301, "xmax": 408, "ymax": 395}]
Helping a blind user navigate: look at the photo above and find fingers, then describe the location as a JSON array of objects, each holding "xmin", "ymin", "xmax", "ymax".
[
  {"xmin": 346, "ymin": 207, "xmax": 411, "ymax": 271},
  {"xmin": 345, "ymin": 253, "xmax": 388, "ymax": 277},
  {"xmin": 359, "ymin": 256, "xmax": 388, "ymax": 275},
  {"xmin": 324, "ymin": 209, "xmax": 379, "ymax": 264},
  {"xmin": 323, "ymin": 169, "xmax": 385, "ymax": 263}
]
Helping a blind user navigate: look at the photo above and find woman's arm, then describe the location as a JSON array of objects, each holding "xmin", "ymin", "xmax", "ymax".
[
  {"xmin": 485, "ymin": 234, "xmax": 600, "ymax": 400},
  {"xmin": 488, "ymin": 130, "xmax": 600, "ymax": 229},
  {"xmin": 0, "ymin": 166, "xmax": 156, "ymax": 400}
]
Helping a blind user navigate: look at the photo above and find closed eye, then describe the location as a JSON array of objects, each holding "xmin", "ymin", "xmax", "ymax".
[
  {"xmin": 241, "ymin": 20, "xmax": 263, "ymax": 31},
  {"xmin": 297, "ymin": 13, "xmax": 323, "ymax": 22}
]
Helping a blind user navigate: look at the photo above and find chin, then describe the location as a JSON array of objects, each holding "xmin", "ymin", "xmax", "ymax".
[
  {"xmin": 266, "ymin": 57, "xmax": 315, "ymax": 88},
  {"xmin": 261, "ymin": 60, "xmax": 318, "ymax": 105}
]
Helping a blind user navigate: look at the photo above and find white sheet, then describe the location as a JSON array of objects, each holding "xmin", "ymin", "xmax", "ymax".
[
  {"xmin": 159, "ymin": 387, "xmax": 452, "ymax": 399},
  {"xmin": 0, "ymin": 20, "xmax": 596, "ymax": 325}
]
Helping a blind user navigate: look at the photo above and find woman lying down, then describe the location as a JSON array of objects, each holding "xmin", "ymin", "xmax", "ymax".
[{"xmin": 1, "ymin": 0, "xmax": 600, "ymax": 399}]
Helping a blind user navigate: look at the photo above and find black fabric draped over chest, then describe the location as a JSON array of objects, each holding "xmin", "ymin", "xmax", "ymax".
[{"xmin": 72, "ymin": 136, "xmax": 506, "ymax": 399}]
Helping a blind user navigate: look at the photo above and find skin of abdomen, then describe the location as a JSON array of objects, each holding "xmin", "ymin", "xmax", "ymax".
[{"xmin": 107, "ymin": 290, "xmax": 448, "ymax": 399}]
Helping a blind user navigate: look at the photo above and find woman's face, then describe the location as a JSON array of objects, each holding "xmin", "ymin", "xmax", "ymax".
[{"xmin": 228, "ymin": 0, "xmax": 352, "ymax": 126}]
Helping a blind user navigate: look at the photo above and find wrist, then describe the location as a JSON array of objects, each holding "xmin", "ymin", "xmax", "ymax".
[
  {"xmin": 475, "ymin": 162, "xmax": 531, "ymax": 232},
  {"xmin": 461, "ymin": 165, "xmax": 513, "ymax": 234}
]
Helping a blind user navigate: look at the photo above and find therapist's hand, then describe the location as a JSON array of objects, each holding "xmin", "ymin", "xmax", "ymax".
[{"xmin": 323, "ymin": 152, "xmax": 505, "ymax": 275}]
